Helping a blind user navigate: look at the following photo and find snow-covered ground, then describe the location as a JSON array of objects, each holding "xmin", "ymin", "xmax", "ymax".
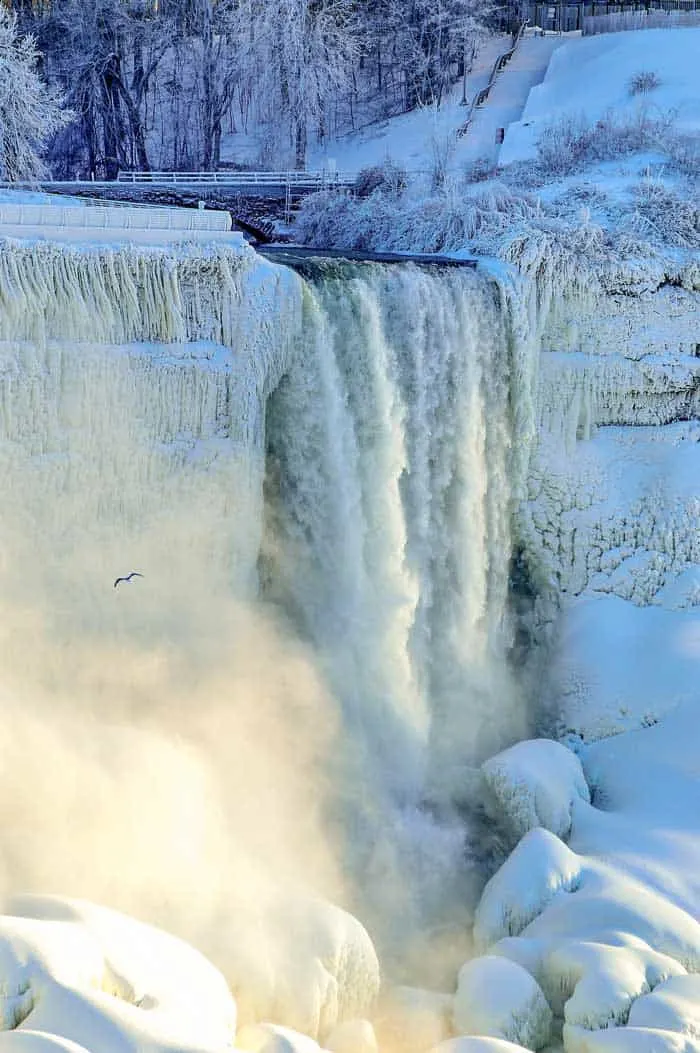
[
  {"xmin": 500, "ymin": 28, "xmax": 700, "ymax": 165},
  {"xmin": 307, "ymin": 32, "xmax": 564, "ymax": 176}
]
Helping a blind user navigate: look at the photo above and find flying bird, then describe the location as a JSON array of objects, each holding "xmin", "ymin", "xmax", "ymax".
[{"xmin": 114, "ymin": 572, "xmax": 144, "ymax": 589}]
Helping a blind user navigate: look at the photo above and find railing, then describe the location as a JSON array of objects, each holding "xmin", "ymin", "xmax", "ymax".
[
  {"xmin": 523, "ymin": 0, "xmax": 700, "ymax": 33},
  {"xmin": 457, "ymin": 22, "xmax": 529, "ymax": 139},
  {"xmin": 583, "ymin": 6, "xmax": 700, "ymax": 30},
  {"xmin": 115, "ymin": 169, "xmax": 357, "ymax": 188}
]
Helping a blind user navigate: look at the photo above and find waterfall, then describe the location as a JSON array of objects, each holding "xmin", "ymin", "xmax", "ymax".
[
  {"xmin": 263, "ymin": 262, "xmax": 530, "ymax": 807},
  {"xmin": 0, "ymin": 233, "xmax": 538, "ymax": 993}
]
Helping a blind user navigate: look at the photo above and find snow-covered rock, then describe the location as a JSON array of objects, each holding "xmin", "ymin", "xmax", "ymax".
[
  {"xmin": 474, "ymin": 828, "xmax": 582, "ymax": 951},
  {"xmin": 453, "ymin": 956, "xmax": 552, "ymax": 1050},
  {"xmin": 227, "ymin": 898, "xmax": 380, "ymax": 1040},
  {"xmin": 627, "ymin": 974, "xmax": 700, "ymax": 1034},
  {"xmin": 481, "ymin": 739, "xmax": 590, "ymax": 842},
  {"xmin": 235, "ymin": 1023, "xmax": 323, "ymax": 1053},
  {"xmin": 1, "ymin": 895, "xmax": 236, "ymax": 1053}
]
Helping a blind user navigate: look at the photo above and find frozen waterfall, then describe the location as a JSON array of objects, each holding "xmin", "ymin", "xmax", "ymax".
[{"xmin": 0, "ymin": 229, "xmax": 538, "ymax": 989}]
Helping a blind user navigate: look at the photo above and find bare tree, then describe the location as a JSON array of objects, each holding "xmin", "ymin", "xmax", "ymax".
[{"xmin": 0, "ymin": 7, "xmax": 71, "ymax": 181}]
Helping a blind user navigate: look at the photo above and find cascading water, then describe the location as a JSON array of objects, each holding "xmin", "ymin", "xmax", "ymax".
[
  {"xmin": 264, "ymin": 263, "xmax": 530, "ymax": 810},
  {"xmin": 0, "ymin": 232, "xmax": 538, "ymax": 1019}
]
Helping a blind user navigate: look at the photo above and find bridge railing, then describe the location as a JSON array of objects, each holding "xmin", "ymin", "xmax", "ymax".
[{"xmin": 115, "ymin": 169, "xmax": 358, "ymax": 188}]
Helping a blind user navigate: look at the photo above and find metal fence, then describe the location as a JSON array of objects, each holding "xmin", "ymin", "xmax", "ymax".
[{"xmin": 522, "ymin": 0, "xmax": 700, "ymax": 32}]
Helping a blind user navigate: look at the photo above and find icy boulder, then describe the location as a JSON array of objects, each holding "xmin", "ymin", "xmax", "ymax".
[
  {"xmin": 453, "ymin": 956, "xmax": 552, "ymax": 1050},
  {"xmin": 627, "ymin": 974, "xmax": 700, "ymax": 1035},
  {"xmin": 374, "ymin": 985, "xmax": 453, "ymax": 1053},
  {"xmin": 226, "ymin": 897, "xmax": 380, "ymax": 1039},
  {"xmin": 235, "ymin": 1023, "xmax": 323, "ymax": 1053},
  {"xmin": 481, "ymin": 740, "xmax": 589, "ymax": 843},
  {"xmin": 2, "ymin": 894, "xmax": 237, "ymax": 1053},
  {"xmin": 474, "ymin": 828, "xmax": 582, "ymax": 951},
  {"xmin": 552, "ymin": 938, "xmax": 686, "ymax": 1029}
]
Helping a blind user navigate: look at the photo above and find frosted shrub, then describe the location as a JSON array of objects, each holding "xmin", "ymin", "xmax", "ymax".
[
  {"xmin": 354, "ymin": 160, "xmax": 407, "ymax": 198},
  {"xmin": 535, "ymin": 109, "xmax": 673, "ymax": 177},
  {"xmin": 296, "ymin": 182, "xmax": 541, "ymax": 255},
  {"xmin": 667, "ymin": 132, "xmax": 700, "ymax": 180},
  {"xmin": 628, "ymin": 69, "xmax": 661, "ymax": 96},
  {"xmin": 465, "ymin": 155, "xmax": 498, "ymax": 184},
  {"xmin": 627, "ymin": 182, "xmax": 700, "ymax": 248}
]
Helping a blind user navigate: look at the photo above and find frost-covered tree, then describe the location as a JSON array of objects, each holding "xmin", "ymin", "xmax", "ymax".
[{"xmin": 0, "ymin": 7, "xmax": 70, "ymax": 180}]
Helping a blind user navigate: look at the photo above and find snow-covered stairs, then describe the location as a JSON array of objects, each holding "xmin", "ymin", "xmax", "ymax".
[{"xmin": 461, "ymin": 34, "xmax": 567, "ymax": 165}]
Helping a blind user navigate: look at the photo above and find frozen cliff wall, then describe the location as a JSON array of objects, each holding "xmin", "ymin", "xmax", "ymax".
[{"xmin": 517, "ymin": 263, "xmax": 700, "ymax": 740}]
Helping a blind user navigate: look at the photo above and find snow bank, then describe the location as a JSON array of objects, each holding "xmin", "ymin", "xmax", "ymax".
[
  {"xmin": 453, "ymin": 955, "xmax": 552, "ymax": 1049},
  {"xmin": 500, "ymin": 28, "xmax": 700, "ymax": 165},
  {"xmin": 481, "ymin": 739, "xmax": 589, "ymax": 841}
]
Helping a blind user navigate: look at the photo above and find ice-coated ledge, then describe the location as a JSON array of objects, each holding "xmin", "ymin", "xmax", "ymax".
[{"xmin": 0, "ymin": 202, "xmax": 232, "ymax": 232}]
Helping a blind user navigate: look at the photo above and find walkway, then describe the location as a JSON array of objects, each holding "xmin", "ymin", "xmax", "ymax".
[{"xmin": 460, "ymin": 33, "xmax": 568, "ymax": 165}]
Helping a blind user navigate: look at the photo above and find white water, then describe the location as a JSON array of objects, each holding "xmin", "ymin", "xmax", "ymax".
[
  {"xmin": 265, "ymin": 263, "xmax": 531, "ymax": 808},
  {"xmin": 0, "ymin": 237, "xmax": 536, "ymax": 992}
]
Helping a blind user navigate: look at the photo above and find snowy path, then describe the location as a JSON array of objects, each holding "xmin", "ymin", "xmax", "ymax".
[{"xmin": 461, "ymin": 34, "xmax": 569, "ymax": 165}]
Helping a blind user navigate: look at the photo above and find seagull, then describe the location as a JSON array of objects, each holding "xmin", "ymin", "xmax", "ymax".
[{"xmin": 114, "ymin": 572, "xmax": 144, "ymax": 589}]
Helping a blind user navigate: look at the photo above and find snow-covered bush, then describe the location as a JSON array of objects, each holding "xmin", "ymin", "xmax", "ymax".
[
  {"xmin": 626, "ymin": 182, "xmax": 700, "ymax": 249},
  {"xmin": 296, "ymin": 182, "xmax": 541, "ymax": 255},
  {"xmin": 0, "ymin": 8, "xmax": 70, "ymax": 180},
  {"xmin": 535, "ymin": 109, "xmax": 673, "ymax": 177},
  {"xmin": 354, "ymin": 160, "xmax": 407, "ymax": 198},
  {"xmin": 627, "ymin": 69, "xmax": 661, "ymax": 96}
]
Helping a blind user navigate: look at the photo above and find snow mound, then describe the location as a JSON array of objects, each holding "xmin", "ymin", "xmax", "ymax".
[
  {"xmin": 628, "ymin": 974, "xmax": 700, "ymax": 1034},
  {"xmin": 227, "ymin": 897, "xmax": 380, "ymax": 1039},
  {"xmin": 564, "ymin": 1023, "xmax": 700, "ymax": 1052},
  {"xmin": 549, "ymin": 938, "xmax": 685, "ymax": 1028},
  {"xmin": 0, "ymin": 895, "xmax": 236, "ymax": 1053},
  {"xmin": 374, "ymin": 985, "xmax": 453, "ymax": 1053},
  {"xmin": 431, "ymin": 1038, "xmax": 531, "ymax": 1052},
  {"xmin": 474, "ymin": 828, "xmax": 582, "ymax": 950},
  {"xmin": 324, "ymin": 1019, "xmax": 377, "ymax": 1053},
  {"xmin": 236, "ymin": 1023, "xmax": 323, "ymax": 1053},
  {"xmin": 453, "ymin": 955, "xmax": 552, "ymax": 1050},
  {"xmin": 0, "ymin": 1035, "xmax": 91, "ymax": 1053},
  {"xmin": 482, "ymin": 739, "xmax": 590, "ymax": 841}
]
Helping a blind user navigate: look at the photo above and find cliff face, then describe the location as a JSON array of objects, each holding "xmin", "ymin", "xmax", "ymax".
[{"xmin": 520, "ymin": 278, "xmax": 700, "ymax": 741}]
